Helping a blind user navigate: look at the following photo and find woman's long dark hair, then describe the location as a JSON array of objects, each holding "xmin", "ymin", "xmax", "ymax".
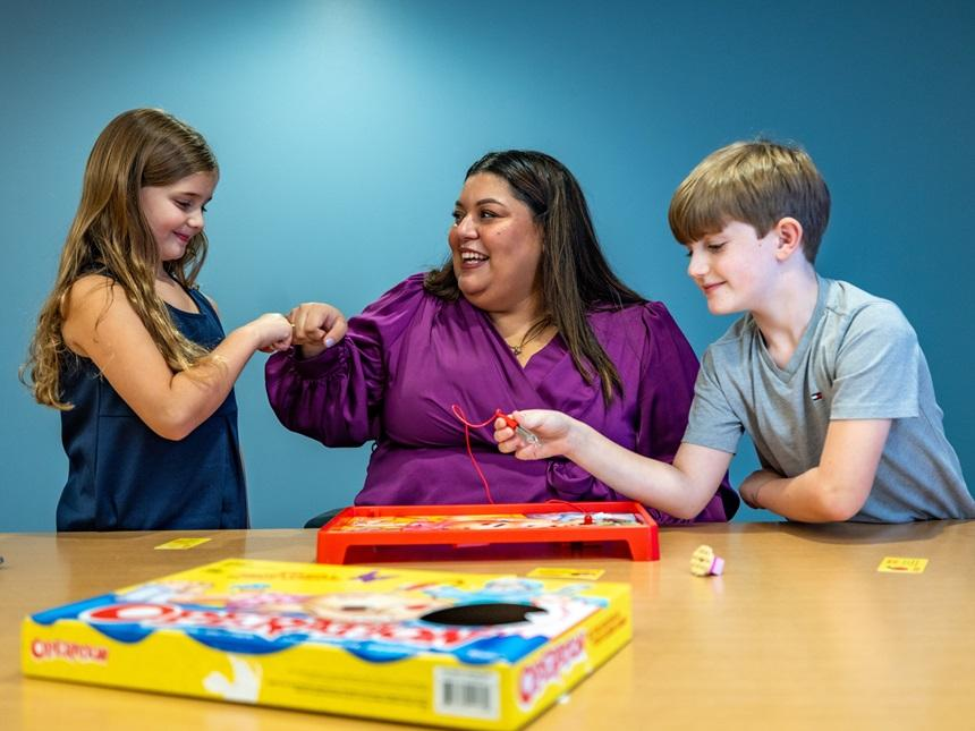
[{"xmin": 425, "ymin": 150, "xmax": 644, "ymax": 401}]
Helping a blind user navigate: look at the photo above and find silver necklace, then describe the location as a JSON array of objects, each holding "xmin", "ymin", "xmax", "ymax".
[{"xmin": 508, "ymin": 326, "xmax": 546, "ymax": 357}]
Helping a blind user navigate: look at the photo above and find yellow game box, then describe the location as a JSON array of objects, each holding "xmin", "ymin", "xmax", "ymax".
[{"xmin": 22, "ymin": 559, "xmax": 631, "ymax": 730}]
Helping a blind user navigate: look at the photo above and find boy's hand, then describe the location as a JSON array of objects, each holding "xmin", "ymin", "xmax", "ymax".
[
  {"xmin": 287, "ymin": 302, "xmax": 348, "ymax": 358},
  {"xmin": 739, "ymin": 469, "xmax": 779, "ymax": 509},
  {"xmin": 493, "ymin": 409, "xmax": 578, "ymax": 460}
]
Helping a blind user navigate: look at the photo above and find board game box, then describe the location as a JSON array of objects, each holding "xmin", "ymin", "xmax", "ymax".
[{"xmin": 22, "ymin": 558, "xmax": 632, "ymax": 730}]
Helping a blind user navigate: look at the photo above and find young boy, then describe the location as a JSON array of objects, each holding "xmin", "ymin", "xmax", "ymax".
[{"xmin": 496, "ymin": 141, "xmax": 974, "ymax": 522}]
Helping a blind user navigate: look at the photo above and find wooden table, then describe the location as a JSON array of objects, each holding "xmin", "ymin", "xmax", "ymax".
[{"xmin": 1, "ymin": 522, "xmax": 972, "ymax": 730}]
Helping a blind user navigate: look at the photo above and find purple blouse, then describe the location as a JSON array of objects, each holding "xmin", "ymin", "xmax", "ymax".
[{"xmin": 266, "ymin": 275, "xmax": 737, "ymax": 524}]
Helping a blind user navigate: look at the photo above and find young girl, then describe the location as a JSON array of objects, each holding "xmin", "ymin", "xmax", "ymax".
[{"xmin": 22, "ymin": 108, "xmax": 292, "ymax": 531}]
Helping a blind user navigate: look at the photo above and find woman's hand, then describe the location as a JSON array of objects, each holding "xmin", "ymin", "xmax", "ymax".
[
  {"xmin": 493, "ymin": 409, "xmax": 580, "ymax": 460},
  {"xmin": 287, "ymin": 303, "xmax": 348, "ymax": 358}
]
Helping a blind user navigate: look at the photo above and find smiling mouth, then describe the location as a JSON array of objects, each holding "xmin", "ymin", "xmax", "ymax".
[{"xmin": 460, "ymin": 251, "xmax": 489, "ymax": 266}]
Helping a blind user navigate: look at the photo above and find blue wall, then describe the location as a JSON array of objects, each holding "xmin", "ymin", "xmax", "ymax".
[{"xmin": 3, "ymin": 0, "xmax": 972, "ymax": 531}]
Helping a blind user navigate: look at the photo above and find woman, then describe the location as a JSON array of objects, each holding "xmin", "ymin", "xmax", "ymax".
[{"xmin": 266, "ymin": 150, "xmax": 737, "ymax": 523}]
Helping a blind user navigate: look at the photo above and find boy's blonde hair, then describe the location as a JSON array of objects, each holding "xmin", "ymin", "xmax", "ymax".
[
  {"xmin": 22, "ymin": 108, "xmax": 217, "ymax": 409},
  {"xmin": 668, "ymin": 140, "xmax": 830, "ymax": 262}
]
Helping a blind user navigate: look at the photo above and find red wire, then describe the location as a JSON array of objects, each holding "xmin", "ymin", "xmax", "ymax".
[
  {"xmin": 451, "ymin": 404, "xmax": 499, "ymax": 503},
  {"xmin": 450, "ymin": 404, "xmax": 594, "ymax": 523},
  {"xmin": 543, "ymin": 498, "xmax": 595, "ymax": 524}
]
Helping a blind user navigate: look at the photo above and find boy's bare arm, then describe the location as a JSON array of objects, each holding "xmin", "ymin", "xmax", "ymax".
[
  {"xmin": 496, "ymin": 410, "xmax": 733, "ymax": 519},
  {"xmin": 740, "ymin": 419, "xmax": 892, "ymax": 521}
]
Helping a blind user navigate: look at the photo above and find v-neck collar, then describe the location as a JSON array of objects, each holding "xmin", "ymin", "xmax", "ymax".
[
  {"xmin": 755, "ymin": 274, "xmax": 828, "ymax": 382},
  {"xmin": 468, "ymin": 299, "xmax": 568, "ymax": 388}
]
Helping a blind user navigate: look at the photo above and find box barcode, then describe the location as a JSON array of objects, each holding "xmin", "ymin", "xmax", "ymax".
[{"xmin": 434, "ymin": 667, "xmax": 501, "ymax": 720}]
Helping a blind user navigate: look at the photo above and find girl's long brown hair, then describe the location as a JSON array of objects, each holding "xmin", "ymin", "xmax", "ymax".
[
  {"xmin": 22, "ymin": 108, "xmax": 218, "ymax": 409},
  {"xmin": 425, "ymin": 150, "xmax": 645, "ymax": 402}
]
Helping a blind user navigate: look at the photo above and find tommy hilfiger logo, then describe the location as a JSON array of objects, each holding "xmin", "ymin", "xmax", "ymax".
[{"xmin": 810, "ymin": 392, "xmax": 823, "ymax": 401}]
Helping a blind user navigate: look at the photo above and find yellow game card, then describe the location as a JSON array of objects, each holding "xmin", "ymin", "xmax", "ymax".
[
  {"xmin": 527, "ymin": 567, "xmax": 605, "ymax": 580},
  {"xmin": 877, "ymin": 556, "xmax": 928, "ymax": 573},
  {"xmin": 154, "ymin": 537, "xmax": 211, "ymax": 550}
]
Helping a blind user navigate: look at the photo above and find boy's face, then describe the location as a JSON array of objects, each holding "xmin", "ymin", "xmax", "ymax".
[{"xmin": 684, "ymin": 220, "xmax": 780, "ymax": 315}]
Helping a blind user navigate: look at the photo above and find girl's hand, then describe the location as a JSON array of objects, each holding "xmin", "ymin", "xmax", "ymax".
[
  {"xmin": 287, "ymin": 302, "xmax": 348, "ymax": 358},
  {"xmin": 249, "ymin": 313, "xmax": 293, "ymax": 353},
  {"xmin": 493, "ymin": 409, "xmax": 578, "ymax": 460}
]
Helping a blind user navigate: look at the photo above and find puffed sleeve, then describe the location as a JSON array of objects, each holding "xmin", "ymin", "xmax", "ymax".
[
  {"xmin": 632, "ymin": 303, "xmax": 738, "ymax": 523},
  {"xmin": 545, "ymin": 302, "xmax": 738, "ymax": 523},
  {"xmin": 265, "ymin": 275, "xmax": 427, "ymax": 447},
  {"xmin": 542, "ymin": 303, "xmax": 689, "ymax": 506},
  {"xmin": 633, "ymin": 302, "xmax": 701, "ymax": 465}
]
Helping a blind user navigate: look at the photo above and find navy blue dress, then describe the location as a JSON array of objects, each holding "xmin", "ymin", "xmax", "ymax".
[{"xmin": 56, "ymin": 287, "xmax": 248, "ymax": 531}]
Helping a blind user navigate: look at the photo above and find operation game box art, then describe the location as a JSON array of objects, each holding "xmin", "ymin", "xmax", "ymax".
[{"xmin": 22, "ymin": 558, "xmax": 632, "ymax": 730}]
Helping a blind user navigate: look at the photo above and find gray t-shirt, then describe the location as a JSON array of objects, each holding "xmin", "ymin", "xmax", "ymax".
[{"xmin": 684, "ymin": 276, "xmax": 974, "ymax": 522}]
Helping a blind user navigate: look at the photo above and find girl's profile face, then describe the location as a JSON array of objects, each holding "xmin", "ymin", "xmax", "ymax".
[
  {"xmin": 139, "ymin": 171, "xmax": 216, "ymax": 268},
  {"xmin": 448, "ymin": 173, "xmax": 543, "ymax": 316}
]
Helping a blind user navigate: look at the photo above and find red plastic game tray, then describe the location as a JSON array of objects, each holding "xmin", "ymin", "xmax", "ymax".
[{"xmin": 316, "ymin": 502, "xmax": 659, "ymax": 564}]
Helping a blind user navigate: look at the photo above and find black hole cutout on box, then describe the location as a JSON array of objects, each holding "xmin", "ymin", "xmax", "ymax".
[{"xmin": 420, "ymin": 603, "xmax": 547, "ymax": 626}]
